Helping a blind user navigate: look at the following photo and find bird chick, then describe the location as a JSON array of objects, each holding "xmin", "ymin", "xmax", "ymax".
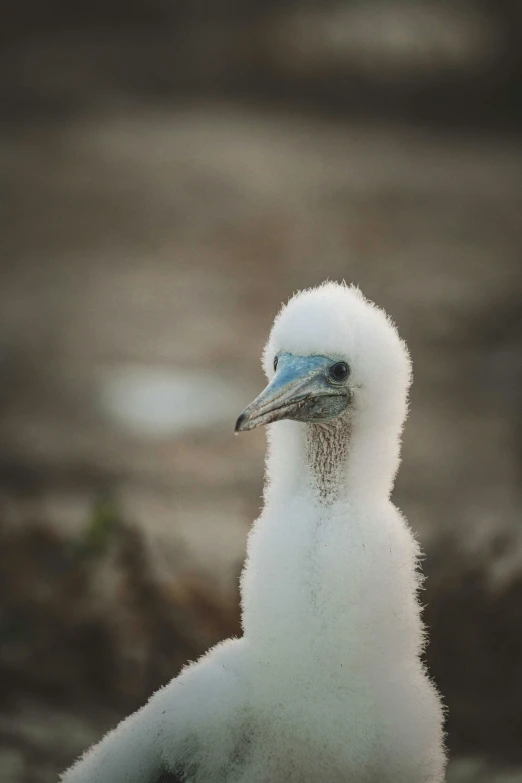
[{"xmin": 62, "ymin": 282, "xmax": 446, "ymax": 783}]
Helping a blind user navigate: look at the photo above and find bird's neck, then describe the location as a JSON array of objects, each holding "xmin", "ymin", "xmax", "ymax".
[
  {"xmin": 265, "ymin": 410, "xmax": 402, "ymax": 505},
  {"xmin": 242, "ymin": 410, "xmax": 410, "ymax": 688}
]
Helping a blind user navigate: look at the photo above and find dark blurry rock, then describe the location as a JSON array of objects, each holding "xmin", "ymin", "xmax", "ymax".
[
  {"xmin": 0, "ymin": 515, "xmax": 240, "ymax": 712},
  {"xmin": 425, "ymin": 529, "xmax": 522, "ymax": 762}
]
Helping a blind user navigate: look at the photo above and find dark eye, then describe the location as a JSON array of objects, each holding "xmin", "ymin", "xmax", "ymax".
[
  {"xmin": 329, "ymin": 361, "xmax": 350, "ymax": 383},
  {"xmin": 273, "ymin": 356, "xmax": 278, "ymax": 371}
]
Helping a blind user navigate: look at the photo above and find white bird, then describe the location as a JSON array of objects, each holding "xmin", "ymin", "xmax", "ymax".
[{"xmin": 62, "ymin": 282, "xmax": 446, "ymax": 783}]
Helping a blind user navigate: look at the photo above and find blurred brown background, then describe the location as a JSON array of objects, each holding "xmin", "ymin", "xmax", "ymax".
[{"xmin": 1, "ymin": 1, "xmax": 522, "ymax": 781}]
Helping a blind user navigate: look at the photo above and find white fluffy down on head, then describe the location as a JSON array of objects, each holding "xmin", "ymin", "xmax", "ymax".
[{"xmin": 263, "ymin": 282, "xmax": 412, "ymax": 424}]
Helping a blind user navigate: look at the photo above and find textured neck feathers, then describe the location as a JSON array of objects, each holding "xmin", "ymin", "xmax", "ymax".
[
  {"xmin": 305, "ymin": 419, "xmax": 351, "ymax": 501},
  {"xmin": 265, "ymin": 407, "xmax": 403, "ymax": 506}
]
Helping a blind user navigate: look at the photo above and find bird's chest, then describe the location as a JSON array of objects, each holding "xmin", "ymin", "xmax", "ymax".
[
  {"xmin": 181, "ymin": 695, "xmax": 379, "ymax": 783},
  {"xmin": 224, "ymin": 702, "xmax": 379, "ymax": 783}
]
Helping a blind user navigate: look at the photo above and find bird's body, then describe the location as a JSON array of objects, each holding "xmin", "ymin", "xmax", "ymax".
[{"xmin": 62, "ymin": 283, "xmax": 446, "ymax": 783}]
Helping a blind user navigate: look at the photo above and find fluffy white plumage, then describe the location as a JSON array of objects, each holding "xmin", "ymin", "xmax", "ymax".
[{"xmin": 62, "ymin": 282, "xmax": 446, "ymax": 783}]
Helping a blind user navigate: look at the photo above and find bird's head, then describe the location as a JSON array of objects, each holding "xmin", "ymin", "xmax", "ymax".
[{"xmin": 235, "ymin": 282, "xmax": 411, "ymax": 434}]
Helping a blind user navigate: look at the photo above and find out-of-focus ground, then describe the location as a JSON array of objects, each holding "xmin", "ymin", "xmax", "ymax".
[{"xmin": 1, "ymin": 2, "xmax": 522, "ymax": 781}]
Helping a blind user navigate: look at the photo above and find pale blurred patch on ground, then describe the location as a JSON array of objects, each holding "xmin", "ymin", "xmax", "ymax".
[{"xmin": 1, "ymin": 100, "xmax": 521, "ymax": 780}]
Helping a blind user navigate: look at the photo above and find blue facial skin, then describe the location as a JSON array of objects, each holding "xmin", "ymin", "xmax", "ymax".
[{"xmin": 235, "ymin": 352, "xmax": 352, "ymax": 433}]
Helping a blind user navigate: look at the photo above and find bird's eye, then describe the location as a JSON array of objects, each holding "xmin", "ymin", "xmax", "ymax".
[
  {"xmin": 329, "ymin": 361, "xmax": 350, "ymax": 383},
  {"xmin": 273, "ymin": 356, "xmax": 278, "ymax": 371}
]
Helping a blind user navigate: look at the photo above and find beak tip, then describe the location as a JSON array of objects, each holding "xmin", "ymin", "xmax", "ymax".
[{"xmin": 234, "ymin": 411, "xmax": 247, "ymax": 433}]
